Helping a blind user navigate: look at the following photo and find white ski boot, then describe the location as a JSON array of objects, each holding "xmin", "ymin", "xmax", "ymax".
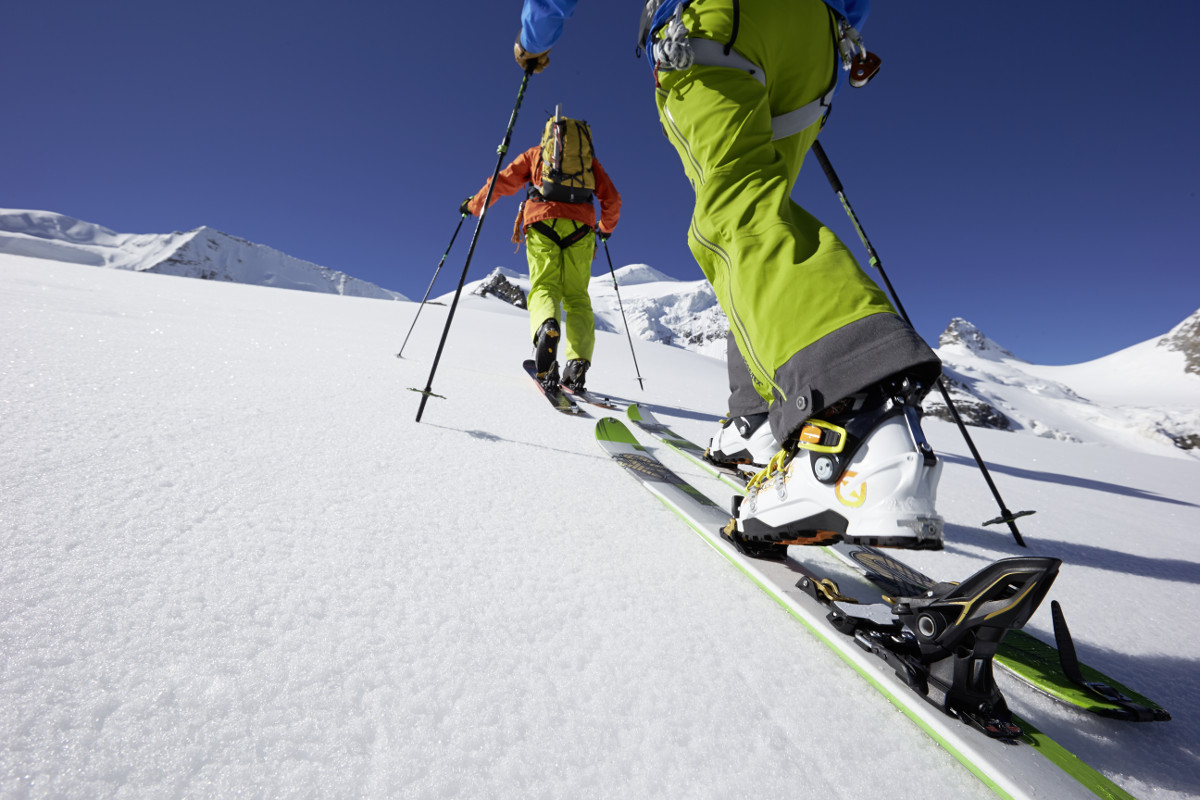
[
  {"xmin": 724, "ymin": 377, "xmax": 944, "ymax": 558},
  {"xmin": 706, "ymin": 412, "xmax": 778, "ymax": 468}
]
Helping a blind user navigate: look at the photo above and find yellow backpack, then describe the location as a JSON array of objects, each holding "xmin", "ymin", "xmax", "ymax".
[{"xmin": 538, "ymin": 111, "xmax": 595, "ymax": 204}]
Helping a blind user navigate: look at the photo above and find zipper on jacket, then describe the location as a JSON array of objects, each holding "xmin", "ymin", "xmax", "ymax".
[
  {"xmin": 660, "ymin": 101, "xmax": 704, "ymax": 186},
  {"xmin": 688, "ymin": 218, "xmax": 785, "ymax": 401}
]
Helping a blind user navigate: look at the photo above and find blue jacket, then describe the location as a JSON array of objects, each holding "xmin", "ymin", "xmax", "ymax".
[{"xmin": 519, "ymin": 0, "xmax": 869, "ymax": 55}]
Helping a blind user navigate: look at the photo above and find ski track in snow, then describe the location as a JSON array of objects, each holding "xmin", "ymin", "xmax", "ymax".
[{"xmin": 2, "ymin": 255, "xmax": 1198, "ymax": 799}]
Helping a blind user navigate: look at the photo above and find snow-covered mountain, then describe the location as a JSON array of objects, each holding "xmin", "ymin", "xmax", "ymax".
[
  {"xmin": 465, "ymin": 266, "xmax": 1200, "ymax": 458},
  {"xmin": 928, "ymin": 315, "xmax": 1200, "ymax": 455},
  {"xmin": 0, "ymin": 209, "xmax": 407, "ymax": 301},
  {"xmin": 592, "ymin": 263, "xmax": 730, "ymax": 359}
]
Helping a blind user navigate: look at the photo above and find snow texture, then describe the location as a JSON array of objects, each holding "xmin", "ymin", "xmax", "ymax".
[{"xmin": 3, "ymin": 248, "xmax": 1199, "ymax": 800}]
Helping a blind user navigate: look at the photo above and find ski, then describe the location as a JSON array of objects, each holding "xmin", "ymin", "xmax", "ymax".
[
  {"xmin": 625, "ymin": 404, "xmax": 753, "ymax": 490},
  {"xmin": 522, "ymin": 359, "xmax": 585, "ymax": 416},
  {"xmin": 596, "ymin": 417, "xmax": 1135, "ymax": 800},
  {"xmin": 829, "ymin": 543, "xmax": 1171, "ymax": 723},
  {"xmin": 560, "ymin": 383, "xmax": 620, "ymax": 410},
  {"xmin": 626, "ymin": 404, "xmax": 1167, "ymax": 722}
]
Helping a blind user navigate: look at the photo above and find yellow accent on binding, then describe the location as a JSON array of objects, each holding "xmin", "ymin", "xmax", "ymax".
[{"xmin": 794, "ymin": 418, "xmax": 847, "ymax": 454}]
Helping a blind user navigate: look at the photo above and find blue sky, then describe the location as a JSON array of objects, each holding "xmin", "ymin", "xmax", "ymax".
[{"xmin": 5, "ymin": 1, "xmax": 1198, "ymax": 365}]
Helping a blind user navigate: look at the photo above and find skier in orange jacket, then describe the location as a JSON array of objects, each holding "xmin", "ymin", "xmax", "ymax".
[{"xmin": 462, "ymin": 131, "xmax": 621, "ymax": 392}]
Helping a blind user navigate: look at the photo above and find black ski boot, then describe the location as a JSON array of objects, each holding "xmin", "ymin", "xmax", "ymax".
[
  {"xmin": 562, "ymin": 358, "xmax": 590, "ymax": 392},
  {"xmin": 538, "ymin": 361, "xmax": 560, "ymax": 392},
  {"xmin": 534, "ymin": 318, "xmax": 560, "ymax": 382}
]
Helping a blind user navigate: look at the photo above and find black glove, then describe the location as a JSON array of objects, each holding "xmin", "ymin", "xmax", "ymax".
[
  {"xmin": 596, "ymin": 228, "xmax": 612, "ymax": 242},
  {"xmin": 459, "ymin": 197, "xmax": 473, "ymax": 216}
]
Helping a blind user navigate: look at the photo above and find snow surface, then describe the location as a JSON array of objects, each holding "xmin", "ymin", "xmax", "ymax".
[{"xmin": 3, "ymin": 254, "xmax": 1199, "ymax": 799}]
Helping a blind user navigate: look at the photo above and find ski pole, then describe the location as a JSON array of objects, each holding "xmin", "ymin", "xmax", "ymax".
[
  {"xmin": 600, "ymin": 236, "xmax": 645, "ymax": 391},
  {"xmin": 412, "ymin": 67, "xmax": 534, "ymax": 422},
  {"xmin": 396, "ymin": 213, "xmax": 468, "ymax": 359},
  {"xmin": 810, "ymin": 139, "xmax": 1032, "ymax": 547}
]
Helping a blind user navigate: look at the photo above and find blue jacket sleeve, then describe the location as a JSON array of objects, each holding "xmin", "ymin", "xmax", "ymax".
[
  {"xmin": 520, "ymin": 0, "xmax": 579, "ymax": 54},
  {"xmin": 824, "ymin": 0, "xmax": 869, "ymax": 30}
]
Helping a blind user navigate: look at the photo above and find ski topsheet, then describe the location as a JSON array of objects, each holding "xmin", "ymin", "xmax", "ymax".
[
  {"xmin": 623, "ymin": 404, "xmax": 1167, "ymax": 722},
  {"xmin": 595, "ymin": 416, "xmax": 1135, "ymax": 800}
]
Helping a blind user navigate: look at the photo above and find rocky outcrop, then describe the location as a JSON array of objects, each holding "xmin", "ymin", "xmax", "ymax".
[{"xmin": 1157, "ymin": 308, "xmax": 1200, "ymax": 376}]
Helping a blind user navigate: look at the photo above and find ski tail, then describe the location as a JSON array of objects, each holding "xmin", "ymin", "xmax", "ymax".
[{"xmin": 1051, "ymin": 600, "xmax": 1171, "ymax": 722}]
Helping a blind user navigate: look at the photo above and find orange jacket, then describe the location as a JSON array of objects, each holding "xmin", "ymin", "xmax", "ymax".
[{"xmin": 466, "ymin": 145, "xmax": 621, "ymax": 237}]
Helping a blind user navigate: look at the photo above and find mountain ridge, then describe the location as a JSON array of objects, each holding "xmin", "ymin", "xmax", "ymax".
[{"xmin": 0, "ymin": 209, "xmax": 406, "ymax": 302}]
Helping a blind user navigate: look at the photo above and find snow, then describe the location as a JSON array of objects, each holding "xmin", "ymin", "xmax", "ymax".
[{"xmin": 3, "ymin": 254, "xmax": 1199, "ymax": 799}]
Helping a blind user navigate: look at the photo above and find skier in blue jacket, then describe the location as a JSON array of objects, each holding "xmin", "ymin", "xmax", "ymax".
[{"xmin": 513, "ymin": 0, "xmax": 945, "ymax": 557}]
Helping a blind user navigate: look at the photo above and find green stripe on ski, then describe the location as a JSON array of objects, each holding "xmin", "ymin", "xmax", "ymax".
[{"xmin": 1014, "ymin": 724, "xmax": 1137, "ymax": 800}]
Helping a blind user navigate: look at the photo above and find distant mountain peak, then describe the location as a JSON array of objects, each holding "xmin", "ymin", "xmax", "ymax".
[
  {"xmin": 613, "ymin": 263, "xmax": 677, "ymax": 286},
  {"xmin": 1157, "ymin": 307, "xmax": 1200, "ymax": 376},
  {"xmin": 0, "ymin": 209, "xmax": 406, "ymax": 302},
  {"xmin": 938, "ymin": 318, "xmax": 1017, "ymax": 361}
]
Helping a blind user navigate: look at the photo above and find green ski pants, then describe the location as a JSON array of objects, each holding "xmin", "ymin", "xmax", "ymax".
[
  {"xmin": 654, "ymin": 0, "xmax": 902, "ymax": 422},
  {"xmin": 525, "ymin": 219, "xmax": 596, "ymax": 363}
]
